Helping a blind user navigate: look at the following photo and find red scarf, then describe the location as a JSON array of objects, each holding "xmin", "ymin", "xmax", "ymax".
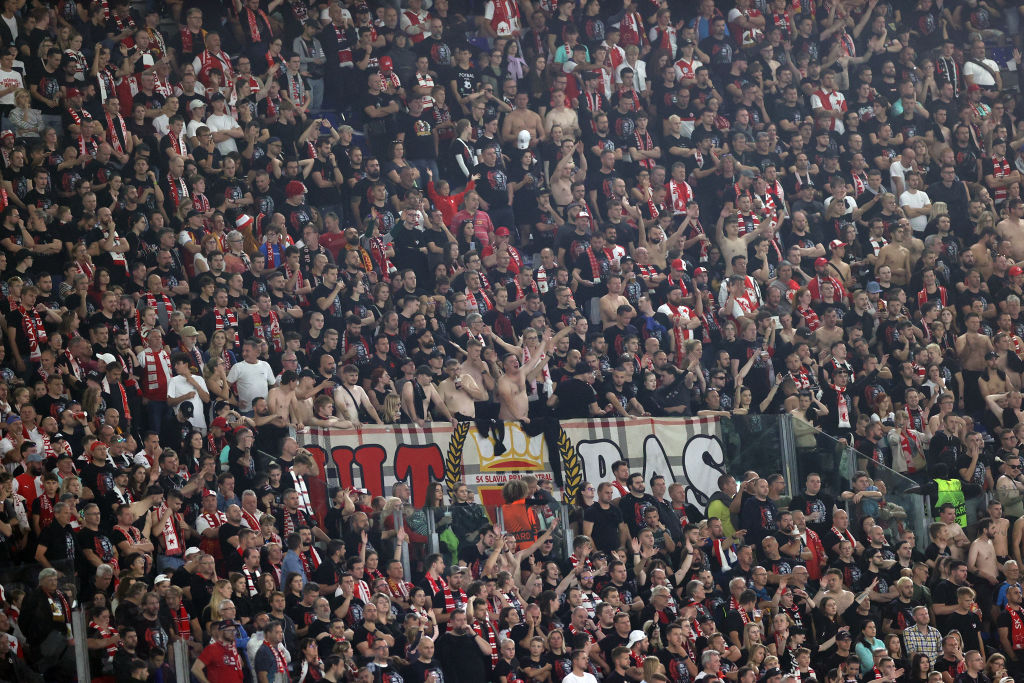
[
  {"xmin": 167, "ymin": 172, "xmax": 189, "ymax": 208},
  {"xmin": 473, "ymin": 618, "xmax": 499, "ymax": 666},
  {"xmin": 586, "ymin": 247, "xmax": 602, "ymax": 282},
  {"xmin": 90, "ymin": 620, "xmax": 119, "ymax": 658},
  {"xmin": 300, "ymin": 547, "xmax": 322, "ymax": 577},
  {"xmin": 265, "ymin": 642, "xmax": 288, "ymax": 674},
  {"xmin": 1009, "ymin": 606, "xmax": 1024, "ymax": 650},
  {"xmin": 992, "ymin": 155, "xmax": 1012, "ymax": 203},
  {"xmin": 106, "ymin": 113, "xmax": 129, "ymax": 153},
  {"xmin": 465, "ymin": 287, "xmax": 493, "ymax": 312},
  {"xmin": 425, "ymin": 574, "xmax": 464, "ymax": 612},
  {"xmin": 143, "ymin": 292, "xmax": 174, "ymax": 319},
  {"xmin": 830, "ymin": 385, "xmax": 850, "ymax": 428},
  {"xmin": 246, "ymin": 7, "xmax": 272, "ymax": 42},
  {"xmin": 37, "ymin": 494, "xmax": 56, "ymax": 529},
  {"xmin": 831, "ymin": 525, "xmax": 856, "ymax": 546},
  {"xmin": 18, "ymin": 304, "xmax": 47, "ymax": 362},
  {"xmin": 169, "ymin": 604, "xmax": 191, "ymax": 641},
  {"xmin": 797, "ymin": 305, "xmax": 820, "ymax": 331},
  {"xmin": 66, "ymin": 107, "xmax": 92, "ymax": 127},
  {"xmin": 251, "ymin": 310, "xmax": 283, "ymax": 352},
  {"xmin": 633, "ymin": 130, "xmax": 655, "ymax": 170},
  {"xmin": 213, "ymin": 308, "xmax": 238, "ymax": 346},
  {"xmin": 728, "ymin": 596, "xmax": 749, "ymax": 624}
]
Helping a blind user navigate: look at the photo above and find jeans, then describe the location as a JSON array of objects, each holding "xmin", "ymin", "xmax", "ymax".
[
  {"xmin": 308, "ymin": 78, "xmax": 325, "ymax": 112},
  {"xmin": 147, "ymin": 399, "xmax": 167, "ymax": 434},
  {"xmin": 157, "ymin": 554, "xmax": 185, "ymax": 571}
]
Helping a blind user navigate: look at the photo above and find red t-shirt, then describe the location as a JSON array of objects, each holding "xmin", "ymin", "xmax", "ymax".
[{"xmin": 198, "ymin": 641, "xmax": 244, "ymax": 683}]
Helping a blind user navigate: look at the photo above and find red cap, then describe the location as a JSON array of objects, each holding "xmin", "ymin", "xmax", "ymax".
[
  {"xmin": 829, "ymin": 239, "xmax": 847, "ymax": 250},
  {"xmin": 576, "ymin": 209, "xmax": 590, "ymax": 219},
  {"xmin": 814, "ymin": 257, "xmax": 829, "ymax": 268},
  {"xmin": 1011, "ymin": 266, "xmax": 1024, "ymax": 277},
  {"xmin": 67, "ymin": 88, "xmax": 81, "ymax": 98},
  {"xmin": 379, "ymin": 56, "xmax": 393, "ymax": 72},
  {"xmin": 495, "ymin": 226, "xmax": 511, "ymax": 237},
  {"xmin": 968, "ymin": 83, "xmax": 981, "ymax": 92},
  {"xmin": 286, "ymin": 180, "xmax": 307, "ymax": 198},
  {"xmin": 694, "ymin": 267, "xmax": 708, "ymax": 276},
  {"xmin": 670, "ymin": 258, "xmax": 685, "ymax": 271},
  {"xmin": 211, "ymin": 416, "xmax": 229, "ymax": 430},
  {"xmin": 203, "ymin": 489, "xmax": 217, "ymax": 498}
]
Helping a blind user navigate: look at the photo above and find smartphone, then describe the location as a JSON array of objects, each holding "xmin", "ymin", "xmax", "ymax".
[{"xmin": 771, "ymin": 315, "xmax": 782, "ymax": 330}]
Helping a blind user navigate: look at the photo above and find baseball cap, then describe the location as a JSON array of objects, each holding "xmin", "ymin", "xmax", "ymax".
[
  {"xmin": 154, "ymin": 574, "xmax": 171, "ymax": 585},
  {"xmin": 26, "ymin": 452, "xmax": 43, "ymax": 462},
  {"xmin": 211, "ymin": 416, "xmax": 229, "ymax": 430},
  {"xmin": 209, "ymin": 92, "xmax": 225, "ymax": 102},
  {"xmin": 576, "ymin": 209, "xmax": 590, "ymax": 219},
  {"xmin": 627, "ymin": 630, "xmax": 646, "ymax": 647},
  {"xmin": 740, "ymin": 168, "xmax": 755, "ymax": 178},
  {"xmin": 866, "ymin": 281, "xmax": 882, "ymax": 293},
  {"xmin": 670, "ymin": 258, "xmax": 685, "ymax": 271},
  {"xmin": 0, "ymin": 130, "xmax": 13, "ymax": 140},
  {"xmin": 517, "ymin": 129, "xmax": 531, "ymax": 150},
  {"xmin": 181, "ymin": 326, "xmax": 199, "ymax": 337},
  {"xmin": 217, "ymin": 620, "xmax": 236, "ymax": 630},
  {"xmin": 187, "ymin": 209, "xmax": 204, "ymax": 219},
  {"xmin": 96, "ymin": 352, "xmax": 116, "ymax": 365},
  {"xmin": 286, "ymin": 180, "xmax": 307, "ymax": 198},
  {"xmin": 189, "ymin": 99, "xmax": 206, "ymax": 110},
  {"xmin": 694, "ymin": 267, "xmax": 708, "ymax": 276},
  {"xmin": 67, "ymin": 87, "xmax": 81, "ymax": 98},
  {"xmin": 184, "ymin": 547, "xmax": 201, "ymax": 558},
  {"xmin": 495, "ymin": 226, "xmax": 511, "ymax": 237},
  {"xmin": 814, "ymin": 257, "xmax": 828, "ymax": 268},
  {"xmin": 1011, "ymin": 265, "xmax": 1023, "ymax": 277},
  {"xmin": 829, "ymin": 239, "xmax": 847, "ymax": 250}
]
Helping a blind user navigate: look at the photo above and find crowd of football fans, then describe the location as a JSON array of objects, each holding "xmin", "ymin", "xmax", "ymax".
[{"xmin": 3, "ymin": 0, "xmax": 1024, "ymax": 680}]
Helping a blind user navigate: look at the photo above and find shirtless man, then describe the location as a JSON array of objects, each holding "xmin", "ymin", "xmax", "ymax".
[
  {"xmin": 957, "ymin": 313, "xmax": 995, "ymax": 410},
  {"xmin": 968, "ymin": 232, "xmax": 995, "ymax": 280},
  {"xmin": 544, "ymin": 91, "xmax": 579, "ymax": 137},
  {"xmin": 637, "ymin": 216, "xmax": 679, "ymax": 271},
  {"xmin": 988, "ymin": 501, "xmax": 1011, "ymax": 561},
  {"xmin": 968, "ymin": 517, "xmax": 1001, "ymax": 587},
  {"xmin": 267, "ymin": 371, "xmax": 298, "ymax": 429},
  {"xmin": 497, "ymin": 329, "xmax": 556, "ymax": 422},
  {"xmin": 290, "ymin": 370, "xmax": 319, "ymax": 429},
  {"xmin": 940, "ymin": 502, "xmax": 972, "ymax": 561},
  {"xmin": 600, "ymin": 275, "xmax": 634, "ymax": 329},
  {"xmin": 334, "ymin": 364, "xmax": 383, "ymax": 426},
  {"xmin": 717, "ymin": 214, "xmax": 762, "ymax": 277},
  {"xmin": 813, "ymin": 568, "xmax": 856, "ymax": 613},
  {"xmin": 875, "ymin": 224, "xmax": 912, "ymax": 286},
  {"xmin": 460, "ymin": 338, "xmax": 496, "ymax": 398},
  {"xmin": 435, "ymin": 359, "xmax": 485, "ymax": 421},
  {"xmin": 502, "ymin": 92, "xmax": 545, "ymax": 147},
  {"xmin": 997, "ymin": 200, "xmax": 1024, "ymax": 261},
  {"xmin": 814, "ymin": 308, "xmax": 845, "ymax": 349}
]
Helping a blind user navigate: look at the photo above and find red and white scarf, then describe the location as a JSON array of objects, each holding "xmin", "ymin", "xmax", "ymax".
[
  {"xmin": 170, "ymin": 604, "xmax": 191, "ymax": 641},
  {"xmin": 465, "ymin": 287, "xmax": 493, "ymax": 313},
  {"xmin": 290, "ymin": 468, "xmax": 313, "ymax": 515},
  {"xmin": 425, "ymin": 574, "xmax": 465, "ymax": 613},
  {"xmin": 143, "ymin": 347, "xmax": 171, "ymax": 396},
  {"xmin": 728, "ymin": 596, "xmax": 749, "ymax": 625},
  {"xmin": 160, "ymin": 504, "xmax": 183, "ymax": 556},
  {"xmin": 830, "ymin": 385, "xmax": 850, "ymax": 428},
  {"xmin": 712, "ymin": 538, "xmax": 735, "ymax": 572},
  {"xmin": 37, "ymin": 494, "xmax": 56, "ymax": 529},
  {"xmin": 213, "ymin": 308, "xmax": 238, "ymax": 346},
  {"xmin": 90, "ymin": 620, "xmax": 119, "ymax": 658},
  {"xmin": 166, "ymin": 172, "xmax": 190, "ymax": 208},
  {"xmin": 106, "ymin": 113, "xmax": 129, "ymax": 154},
  {"xmin": 992, "ymin": 155, "xmax": 1012, "ymax": 203},
  {"xmin": 143, "ymin": 292, "xmax": 174, "ymax": 319},
  {"xmin": 251, "ymin": 310, "xmax": 283, "ymax": 352},
  {"xmin": 301, "ymin": 547, "xmax": 322, "ymax": 577},
  {"xmin": 473, "ymin": 618, "xmax": 499, "ymax": 666},
  {"xmin": 900, "ymin": 429, "xmax": 920, "ymax": 473},
  {"xmin": 831, "ymin": 525, "xmax": 856, "ymax": 547},
  {"xmin": 1009, "ymin": 606, "xmax": 1024, "ymax": 650},
  {"xmin": 245, "ymin": 7, "xmax": 272, "ymax": 42},
  {"xmin": 18, "ymin": 304, "xmax": 47, "ymax": 362},
  {"xmin": 242, "ymin": 567, "xmax": 261, "ymax": 596}
]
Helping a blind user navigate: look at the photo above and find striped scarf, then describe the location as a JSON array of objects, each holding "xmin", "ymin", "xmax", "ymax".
[{"xmin": 473, "ymin": 618, "xmax": 499, "ymax": 666}]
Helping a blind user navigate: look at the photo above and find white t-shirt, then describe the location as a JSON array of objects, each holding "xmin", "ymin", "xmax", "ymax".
[
  {"xmin": 562, "ymin": 673, "xmax": 598, "ymax": 683},
  {"xmin": 205, "ymin": 113, "xmax": 240, "ymax": 154},
  {"xmin": 166, "ymin": 373, "xmax": 209, "ymax": 429},
  {"xmin": 227, "ymin": 360, "xmax": 276, "ymax": 411},
  {"xmin": 964, "ymin": 58, "xmax": 999, "ymax": 87},
  {"xmin": 152, "ymin": 113, "xmax": 171, "ymax": 136},
  {"xmin": 0, "ymin": 68, "xmax": 22, "ymax": 106},
  {"xmin": 889, "ymin": 159, "xmax": 913, "ymax": 192},
  {"xmin": 899, "ymin": 189, "xmax": 931, "ymax": 233}
]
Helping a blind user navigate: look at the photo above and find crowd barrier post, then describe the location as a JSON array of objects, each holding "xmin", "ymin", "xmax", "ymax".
[
  {"xmin": 778, "ymin": 415, "xmax": 800, "ymax": 498},
  {"xmin": 172, "ymin": 637, "xmax": 191, "ymax": 683},
  {"xmin": 559, "ymin": 503, "xmax": 574, "ymax": 559},
  {"xmin": 71, "ymin": 607, "xmax": 90, "ymax": 683},
  {"xmin": 426, "ymin": 506, "xmax": 439, "ymax": 556}
]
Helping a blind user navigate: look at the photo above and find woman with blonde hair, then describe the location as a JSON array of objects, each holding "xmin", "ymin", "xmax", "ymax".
[{"xmin": 8, "ymin": 88, "xmax": 42, "ymax": 138}]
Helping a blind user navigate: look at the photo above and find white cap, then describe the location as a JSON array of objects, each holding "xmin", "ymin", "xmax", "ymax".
[
  {"xmin": 517, "ymin": 129, "xmax": 531, "ymax": 150},
  {"xmin": 96, "ymin": 353, "xmax": 116, "ymax": 365},
  {"xmin": 627, "ymin": 630, "xmax": 646, "ymax": 647},
  {"xmin": 154, "ymin": 574, "xmax": 171, "ymax": 585},
  {"xmin": 184, "ymin": 546, "xmax": 201, "ymax": 558},
  {"xmin": 189, "ymin": 99, "xmax": 205, "ymax": 110}
]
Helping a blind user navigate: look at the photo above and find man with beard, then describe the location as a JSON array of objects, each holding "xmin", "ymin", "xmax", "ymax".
[
  {"xmin": 884, "ymin": 577, "xmax": 923, "ymax": 635},
  {"xmin": 78, "ymin": 502, "xmax": 120, "ymax": 591},
  {"xmin": 34, "ymin": 501, "xmax": 76, "ymax": 570},
  {"xmin": 618, "ymin": 472, "xmax": 658, "ymax": 537},
  {"xmin": 134, "ymin": 591, "xmax": 171, "ymax": 658}
]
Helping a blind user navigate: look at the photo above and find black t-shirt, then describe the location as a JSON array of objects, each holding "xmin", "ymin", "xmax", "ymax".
[
  {"xmin": 554, "ymin": 377, "xmax": 597, "ymax": 419},
  {"xmin": 582, "ymin": 503, "xmax": 624, "ymax": 554},
  {"xmin": 38, "ymin": 521, "xmax": 76, "ymax": 564},
  {"xmin": 398, "ymin": 111, "xmax": 437, "ymax": 161},
  {"xmin": 473, "ymin": 162, "xmax": 510, "ymax": 209},
  {"xmin": 788, "ymin": 492, "xmax": 834, "ymax": 536}
]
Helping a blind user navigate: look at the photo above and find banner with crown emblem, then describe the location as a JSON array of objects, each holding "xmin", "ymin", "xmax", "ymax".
[{"xmin": 300, "ymin": 416, "xmax": 724, "ymax": 512}]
